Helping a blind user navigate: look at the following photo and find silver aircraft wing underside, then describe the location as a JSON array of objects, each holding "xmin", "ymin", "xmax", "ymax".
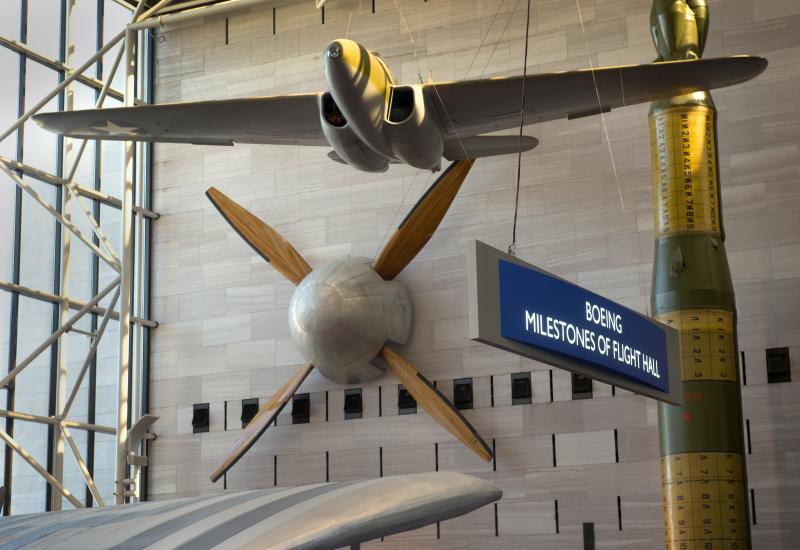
[
  {"xmin": 33, "ymin": 93, "xmax": 328, "ymax": 146},
  {"xmin": 0, "ymin": 472, "xmax": 501, "ymax": 549},
  {"xmin": 425, "ymin": 55, "xmax": 767, "ymax": 137},
  {"xmin": 33, "ymin": 55, "xmax": 766, "ymax": 155}
]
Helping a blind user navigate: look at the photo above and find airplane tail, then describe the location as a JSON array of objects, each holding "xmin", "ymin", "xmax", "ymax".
[{"xmin": 443, "ymin": 135, "xmax": 538, "ymax": 160}]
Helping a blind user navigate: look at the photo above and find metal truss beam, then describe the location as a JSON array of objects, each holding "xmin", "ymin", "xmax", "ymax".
[
  {"xmin": 0, "ymin": 28, "xmax": 125, "ymax": 144},
  {"xmin": 58, "ymin": 40, "xmax": 131, "ymax": 276},
  {"xmin": 0, "ymin": 428, "xmax": 84, "ymax": 509},
  {"xmin": 115, "ymin": 25, "xmax": 136, "ymax": 506},
  {"xmin": 0, "ymin": 0, "xmax": 158, "ymax": 513},
  {"xmin": 0, "ymin": 277, "xmax": 121, "ymax": 390},
  {"xmin": 0, "ymin": 156, "xmax": 159, "ymax": 220},
  {"xmin": 157, "ymin": 0, "xmax": 232, "ymax": 15},
  {"xmin": 137, "ymin": 0, "xmax": 180, "ymax": 22},
  {"xmin": 61, "ymin": 288, "xmax": 121, "ymax": 420},
  {"xmin": 128, "ymin": 0, "xmax": 271, "ymax": 30},
  {"xmin": 0, "ymin": 36, "xmax": 125, "ymax": 103},
  {"xmin": 0, "ymin": 281, "xmax": 157, "ymax": 328},
  {"xmin": 60, "ymin": 424, "xmax": 105, "ymax": 507},
  {"xmin": 0, "ymin": 160, "xmax": 121, "ymax": 272},
  {"xmin": 116, "ymin": 0, "xmax": 154, "ymax": 506},
  {"xmin": 0, "ymin": 410, "xmax": 115, "ymax": 435}
]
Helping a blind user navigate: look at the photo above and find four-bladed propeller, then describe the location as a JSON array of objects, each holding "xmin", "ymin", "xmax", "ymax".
[{"xmin": 207, "ymin": 159, "xmax": 484, "ymax": 482}]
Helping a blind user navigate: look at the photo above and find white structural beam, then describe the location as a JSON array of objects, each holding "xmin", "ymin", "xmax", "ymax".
[
  {"xmin": 0, "ymin": 30, "xmax": 126, "ymax": 144},
  {"xmin": 115, "ymin": 23, "xmax": 137, "ymax": 506},
  {"xmin": 0, "ymin": 410, "xmax": 115, "ymax": 435},
  {"xmin": 50, "ymin": 0, "xmax": 78, "ymax": 509},
  {"xmin": 0, "ymin": 280, "xmax": 157, "ymax": 328},
  {"xmin": 0, "ymin": 155, "xmax": 159, "ymax": 219},
  {"xmin": 113, "ymin": 0, "xmax": 157, "ymax": 505},
  {"xmin": 136, "ymin": 0, "xmax": 180, "ymax": 22},
  {"xmin": 60, "ymin": 41, "xmax": 129, "ymax": 268},
  {"xmin": 0, "ymin": 35, "xmax": 125, "ymax": 102},
  {"xmin": 132, "ymin": 147, "xmax": 145, "ymax": 444},
  {"xmin": 0, "ymin": 276, "xmax": 121, "ymax": 390},
  {"xmin": 61, "ymin": 288, "xmax": 122, "ymax": 420},
  {"xmin": 61, "ymin": 424, "xmax": 106, "ymax": 507},
  {"xmin": 0, "ymin": 0, "xmax": 157, "ymax": 512},
  {"xmin": 0, "ymin": 428, "xmax": 84, "ymax": 509},
  {"xmin": 128, "ymin": 0, "xmax": 272, "ymax": 30},
  {"xmin": 0, "ymin": 160, "xmax": 121, "ymax": 272}
]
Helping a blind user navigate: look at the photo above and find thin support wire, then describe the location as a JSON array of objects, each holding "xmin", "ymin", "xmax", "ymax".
[
  {"xmin": 390, "ymin": 0, "xmax": 423, "ymax": 83},
  {"xmin": 574, "ymin": 0, "xmax": 624, "ymax": 211},
  {"xmin": 462, "ymin": 0, "xmax": 509, "ymax": 79},
  {"xmin": 374, "ymin": 0, "xmax": 430, "ymax": 257},
  {"xmin": 373, "ymin": 169, "xmax": 435, "ymax": 261},
  {"xmin": 509, "ymin": 0, "xmax": 533, "ymax": 256},
  {"xmin": 427, "ymin": 0, "xmax": 523, "ymax": 165},
  {"xmin": 478, "ymin": 0, "xmax": 523, "ymax": 78}
]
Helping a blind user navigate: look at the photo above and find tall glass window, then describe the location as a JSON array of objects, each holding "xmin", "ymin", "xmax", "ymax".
[{"xmin": 0, "ymin": 0, "xmax": 153, "ymax": 513}]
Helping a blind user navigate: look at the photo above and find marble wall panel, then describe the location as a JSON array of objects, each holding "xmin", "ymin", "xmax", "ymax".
[
  {"xmin": 148, "ymin": 0, "xmax": 799, "ymax": 545},
  {"xmin": 555, "ymin": 430, "xmax": 616, "ymax": 467}
]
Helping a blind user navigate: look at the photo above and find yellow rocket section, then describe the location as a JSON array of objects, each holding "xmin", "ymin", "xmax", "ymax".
[
  {"xmin": 650, "ymin": 94, "xmax": 751, "ymax": 550},
  {"xmin": 650, "ymin": 97, "xmax": 720, "ymax": 236}
]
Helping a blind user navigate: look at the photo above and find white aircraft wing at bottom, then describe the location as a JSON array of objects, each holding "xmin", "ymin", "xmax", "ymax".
[
  {"xmin": 32, "ymin": 93, "xmax": 328, "ymax": 147},
  {"xmin": 426, "ymin": 55, "xmax": 767, "ymax": 137},
  {"xmin": 0, "ymin": 472, "xmax": 501, "ymax": 549}
]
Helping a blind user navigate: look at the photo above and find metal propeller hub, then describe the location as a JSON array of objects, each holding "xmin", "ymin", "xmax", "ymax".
[{"xmin": 288, "ymin": 258, "xmax": 411, "ymax": 384}]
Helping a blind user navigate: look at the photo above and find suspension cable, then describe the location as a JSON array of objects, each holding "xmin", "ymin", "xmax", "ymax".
[
  {"xmin": 575, "ymin": 0, "xmax": 624, "ymax": 211},
  {"xmin": 509, "ymin": 0, "xmax": 533, "ymax": 256}
]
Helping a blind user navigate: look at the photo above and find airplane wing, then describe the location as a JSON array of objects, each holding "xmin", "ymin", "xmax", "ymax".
[
  {"xmin": 425, "ymin": 55, "xmax": 767, "ymax": 137},
  {"xmin": 32, "ymin": 93, "xmax": 328, "ymax": 146},
  {"xmin": 0, "ymin": 472, "xmax": 501, "ymax": 549}
]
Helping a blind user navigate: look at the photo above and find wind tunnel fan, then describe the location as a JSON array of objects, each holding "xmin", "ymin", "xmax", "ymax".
[{"xmin": 206, "ymin": 159, "xmax": 491, "ymax": 482}]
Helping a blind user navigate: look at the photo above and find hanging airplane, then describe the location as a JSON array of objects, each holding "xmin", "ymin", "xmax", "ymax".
[{"xmin": 33, "ymin": 39, "xmax": 766, "ymax": 173}]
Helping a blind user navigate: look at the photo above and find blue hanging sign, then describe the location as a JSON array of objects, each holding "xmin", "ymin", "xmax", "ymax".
[
  {"xmin": 498, "ymin": 259, "xmax": 668, "ymax": 392},
  {"xmin": 467, "ymin": 240, "xmax": 681, "ymax": 404}
]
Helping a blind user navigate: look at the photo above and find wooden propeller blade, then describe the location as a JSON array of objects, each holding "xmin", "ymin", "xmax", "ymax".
[
  {"xmin": 210, "ymin": 361, "xmax": 314, "ymax": 482},
  {"xmin": 379, "ymin": 345, "xmax": 493, "ymax": 462},
  {"xmin": 373, "ymin": 159, "xmax": 475, "ymax": 280},
  {"xmin": 206, "ymin": 187, "xmax": 312, "ymax": 285}
]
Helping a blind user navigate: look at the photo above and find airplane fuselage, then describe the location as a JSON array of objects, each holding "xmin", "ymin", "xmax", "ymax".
[{"xmin": 321, "ymin": 39, "xmax": 445, "ymax": 172}]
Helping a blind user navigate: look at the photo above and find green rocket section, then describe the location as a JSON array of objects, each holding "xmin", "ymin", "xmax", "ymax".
[
  {"xmin": 650, "ymin": 90, "xmax": 751, "ymax": 548},
  {"xmin": 649, "ymin": 3, "xmax": 750, "ymax": 547}
]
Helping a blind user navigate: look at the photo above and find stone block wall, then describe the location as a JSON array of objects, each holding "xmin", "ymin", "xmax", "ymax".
[{"xmin": 149, "ymin": 0, "xmax": 800, "ymax": 547}]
